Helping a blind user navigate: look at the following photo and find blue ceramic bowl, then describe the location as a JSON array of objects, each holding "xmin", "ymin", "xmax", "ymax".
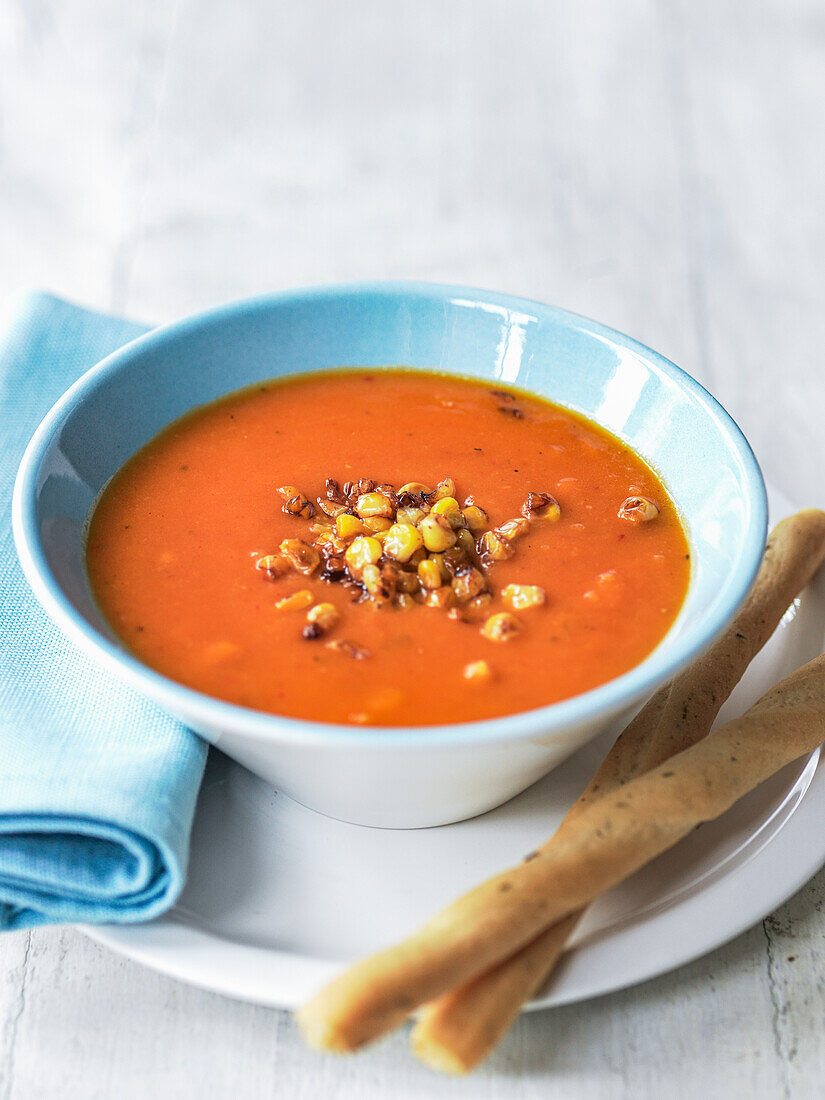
[{"xmin": 13, "ymin": 283, "xmax": 767, "ymax": 827}]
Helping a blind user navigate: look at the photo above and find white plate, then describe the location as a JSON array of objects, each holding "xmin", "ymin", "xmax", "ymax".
[{"xmin": 85, "ymin": 484, "xmax": 825, "ymax": 1010}]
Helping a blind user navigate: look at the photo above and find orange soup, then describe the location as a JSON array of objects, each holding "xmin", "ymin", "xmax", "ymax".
[{"xmin": 86, "ymin": 369, "xmax": 690, "ymax": 726}]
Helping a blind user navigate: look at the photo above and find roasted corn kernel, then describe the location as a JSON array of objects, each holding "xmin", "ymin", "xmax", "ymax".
[
  {"xmin": 278, "ymin": 539, "xmax": 321, "ymax": 575},
  {"xmin": 398, "ymin": 481, "xmax": 432, "ymax": 495},
  {"xmin": 417, "ymin": 558, "xmax": 443, "ymax": 590},
  {"xmin": 432, "ymin": 476, "xmax": 456, "ymax": 501},
  {"xmin": 455, "ymin": 528, "xmax": 477, "ymax": 558},
  {"xmin": 618, "ymin": 496, "xmax": 659, "ymax": 522},
  {"xmin": 441, "ymin": 546, "xmax": 467, "ymax": 576},
  {"xmin": 275, "ymin": 589, "xmax": 314, "ymax": 612},
  {"xmin": 498, "ymin": 517, "xmax": 530, "ymax": 541},
  {"xmin": 452, "ymin": 566, "xmax": 486, "ymax": 602},
  {"xmin": 282, "ymin": 493, "xmax": 315, "ymax": 519},
  {"xmin": 361, "ymin": 563, "xmax": 385, "ymax": 597},
  {"xmin": 396, "ymin": 570, "xmax": 420, "ymax": 594},
  {"xmin": 396, "ymin": 504, "xmax": 428, "ymax": 527},
  {"xmin": 362, "ymin": 515, "xmax": 393, "ymax": 533},
  {"xmin": 326, "ymin": 638, "xmax": 370, "ymax": 660},
  {"xmin": 383, "ymin": 522, "xmax": 425, "ymax": 562},
  {"xmin": 427, "ymin": 552, "xmax": 451, "ymax": 583},
  {"xmin": 425, "ymin": 587, "xmax": 456, "ymax": 610},
  {"xmin": 476, "ymin": 530, "xmax": 514, "ymax": 564},
  {"xmin": 306, "ymin": 602, "xmax": 339, "ymax": 633},
  {"xmin": 344, "ymin": 535, "xmax": 383, "ymax": 577},
  {"xmin": 419, "ymin": 513, "xmax": 458, "ymax": 552},
  {"xmin": 309, "ymin": 520, "xmax": 334, "ymax": 537},
  {"xmin": 502, "ymin": 583, "xmax": 546, "ymax": 611},
  {"xmin": 336, "ymin": 513, "xmax": 368, "ymax": 539},
  {"xmin": 355, "ymin": 491, "xmax": 395, "ymax": 519},
  {"xmin": 431, "ymin": 496, "xmax": 465, "ymax": 528},
  {"xmin": 379, "ymin": 562, "xmax": 402, "ymax": 598},
  {"xmin": 462, "ymin": 504, "xmax": 489, "ymax": 535},
  {"xmin": 347, "ymin": 477, "xmax": 375, "ymax": 499},
  {"xmin": 466, "ymin": 592, "xmax": 494, "ymax": 616},
  {"xmin": 316, "ymin": 498, "xmax": 350, "ymax": 518},
  {"xmin": 522, "ymin": 491, "xmax": 561, "ymax": 522},
  {"xmin": 255, "ymin": 554, "xmax": 291, "ymax": 578},
  {"xmin": 325, "ymin": 477, "xmax": 346, "ymax": 503},
  {"xmin": 463, "ymin": 659, "xmax": 492, "ymax": 683},
  {"xmin": 316, "ymin": 531, "xmax": 348, "ymax": 555},
  {"xmin": 363, "ymin": 592, "xmax": 392, "ymax": 611},
  {"xmin": 319, "ymin": 558, "xmax": 346, "ymax": 581},
  {"xmin": 481, "ymin": 612, "xmax": 522, "ymax": 642},
  {"xmin": 382, "ymin": 559, "xmax": 403, "ymax": 587}
]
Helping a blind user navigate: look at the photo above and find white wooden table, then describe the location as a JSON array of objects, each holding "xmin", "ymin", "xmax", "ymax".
[{"xmin": 2, "ymin": 1, "xmax": 825, "ymax": 1095}]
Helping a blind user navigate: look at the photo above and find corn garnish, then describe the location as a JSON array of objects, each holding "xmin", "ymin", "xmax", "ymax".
[
  {"xmin": 463, "ymin": 659, "xmax": 493, "ymax": 683},
  {"xmin": 618, "ymin": 495, "xmax": 659, "ymax": 522},
  {"xmin": 255, "ymin": 475, "xmax": 571, "ymax": 653}
]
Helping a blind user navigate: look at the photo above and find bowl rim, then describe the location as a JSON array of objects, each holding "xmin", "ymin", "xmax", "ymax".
[{"xmin": 12, "ymin": 280, "xmax": 768, "ymax": 748}]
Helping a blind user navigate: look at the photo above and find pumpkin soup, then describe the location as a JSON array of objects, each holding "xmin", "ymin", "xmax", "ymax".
[{"xmin": 85, "ymin": 369, "xmax": 690, "ymax": 726}]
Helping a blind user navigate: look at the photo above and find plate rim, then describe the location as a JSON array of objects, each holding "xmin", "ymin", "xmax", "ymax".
[{"xmin": 83, "ymin": 749, "xmax": 825, "ymax": 1013}]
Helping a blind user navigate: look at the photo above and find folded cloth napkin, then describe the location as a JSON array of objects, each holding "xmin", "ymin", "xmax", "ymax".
[{"xmin": 0, "ymin": 290, "xmax": 207, "ymax": 929}]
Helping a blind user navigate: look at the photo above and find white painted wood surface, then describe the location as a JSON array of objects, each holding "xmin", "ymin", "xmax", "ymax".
[{"xmin": 2, "ymin": 0, "xmax": 825, "ymax": 1095}]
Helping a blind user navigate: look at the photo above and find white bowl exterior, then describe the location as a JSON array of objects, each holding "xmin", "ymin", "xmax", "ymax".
[
  {"xmin": 13, "ymin": 284, "xmax": 766, "ymax": 828},
  {"xmin": 185, "ymin": 705, "xmax": 635, "ymax": 828}
]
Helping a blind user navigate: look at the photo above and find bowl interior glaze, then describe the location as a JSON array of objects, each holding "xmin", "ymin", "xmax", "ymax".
[{"xmin": 14, "ymin": 283, "xmax": 767, "ymax": 747}]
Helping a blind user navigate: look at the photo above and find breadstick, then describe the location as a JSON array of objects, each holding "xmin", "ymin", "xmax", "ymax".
[
  {"xmin": 412, "ymin": 915, "xmax": 579, "ymax": 1074},
  {"xmin": 296, "ymin": 652, "xmax": 825, "ymax": 1053},
  {"xmin": 411, "ymin": 508, "xmax": 825, "ymax": 1071}
]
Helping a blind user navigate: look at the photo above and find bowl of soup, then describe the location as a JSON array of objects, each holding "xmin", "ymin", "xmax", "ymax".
[{"xmin": 13, "ymin": 283, "xmax": 766, "ymax": 827}]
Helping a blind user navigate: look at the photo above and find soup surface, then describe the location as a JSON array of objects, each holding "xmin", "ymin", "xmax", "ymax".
[{"xmin": 86, "ymin": 369, "xmax": 690, "ymax": 726}]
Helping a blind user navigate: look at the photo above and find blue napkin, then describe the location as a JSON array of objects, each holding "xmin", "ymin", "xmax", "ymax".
[{"xmin": 0, "ymin": 290, "xmax": 207, "ymax": 929}]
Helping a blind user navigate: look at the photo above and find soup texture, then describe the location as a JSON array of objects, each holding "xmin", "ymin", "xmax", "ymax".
[{"xmin": 86, "ymin": 369, "xmax": 690, "ymax": 726}]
